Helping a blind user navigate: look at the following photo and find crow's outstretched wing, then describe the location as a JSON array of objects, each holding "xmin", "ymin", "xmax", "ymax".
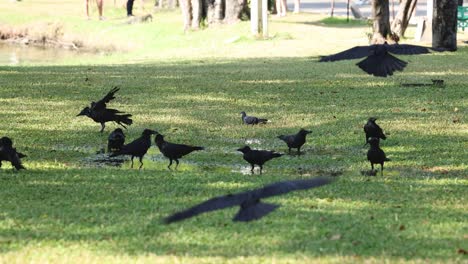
[
  {"xmin": 92, "ymin": 87, "xmax": 120, "ymax": 110},
  {"xmin": 319, "ymin": 46, "xmax": 371, "ymax": 62},
  {"xmin": 258, "ymin": 177, "xmax": 333, "ymax": 199},
  {"xmin": 164, "ymin": 191, "xmax": 251, "ymax": 223},
  {"xmin": 386, "ymin": 44, "xmax": 431, "ymax": 55}
]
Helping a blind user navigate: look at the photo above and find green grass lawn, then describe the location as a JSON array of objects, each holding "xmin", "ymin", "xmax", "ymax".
[{"xmin": 0, "ymin": 1, "xmax": 467, "ymax": 263}]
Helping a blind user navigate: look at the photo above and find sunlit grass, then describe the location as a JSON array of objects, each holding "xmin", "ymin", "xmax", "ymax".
[{"xmin": 0, "ymin": 1, "xmax": 467, "ymax": 263}]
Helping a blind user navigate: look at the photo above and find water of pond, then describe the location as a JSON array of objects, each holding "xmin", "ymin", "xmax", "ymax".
[{"xmin": 0, "ymin": 42, "xmax": 95, "ymax": 65}]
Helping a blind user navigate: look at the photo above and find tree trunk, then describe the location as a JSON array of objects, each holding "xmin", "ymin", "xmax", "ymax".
[
  {"xmin": 330, "ymin": 0, "xmax": 335, "ymax": 17},
  {"xmin": 207, "ymin": 0, "xmax": 225, "ymax": 24},
  {"xmin": 191, "ymin": 0, "xmax": 203, "ymax": 29},
  {"xmin": 224, "ymin": 0, "xmax": 246, "ymax": 23},
  {"xmin": 371, "ymin": 0, "xmax": 391, "ymax": 43},
  {"xmin": 432, "ymin": 0, "xmax": 457, "ymax": 50},
  {"xmin": 180, "ymin": 0, "xmax": 192, "ymax": 31},
  {"xmin": 391, "ymin": 0, "xmax": 418, "ymax": 37}
]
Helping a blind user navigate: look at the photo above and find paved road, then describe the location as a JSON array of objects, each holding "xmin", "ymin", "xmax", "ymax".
[{"xmin": 286, "ymin": 0, "xmax": 429, "ymax": 18}]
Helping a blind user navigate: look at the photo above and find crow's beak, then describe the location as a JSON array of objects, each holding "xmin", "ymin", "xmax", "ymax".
[
  {"xmin": 76, "ymin": 113, "xmax": 84, "ymax": 117},
  {"xmin": 306, "ymin": 130, "xmax": 312, "ymax": 134},
  {"xmin": 236, "ymin": 148, "xmax": 243, "ymax": 152},
  {"xmin": 152, "ymin": 130, "xmax": 159, "ymax": 135}
]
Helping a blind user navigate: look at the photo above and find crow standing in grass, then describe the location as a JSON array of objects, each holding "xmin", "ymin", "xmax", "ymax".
[
  {"xmin": 367, "ymin": 137, "xmax": 390, "ymax": 176},
  {"xmin": 0, "ymin": 137, "xmax": 26, "ymax": 170},
  {"xmin": 241, "ymin": 111, "xmax": 268, "ymax": 125},
  {"xmin": 77, "ymin": 87, "xmax": 133, "ymax": 133},
  {"xmin": 364, "ymin": 117, "xmax": 386, "ymax": 145},
  {"xmin": 155, "ymin": 134, "xmax": 204, "ymax": 169},
  {"xmin": 110, "ymin": 129, "xmax": 158, "ymax": 169},
  {"xmin": 237, "ymin": 146, "xmax": 283, "ymax": 174},
  {"xmin": 277, "ymin": 129, "xmax": 312, "ymax": 154},
  {"xmin": 319, "ymin": 43, "xmax": 446, "ymax": 77},
  {"xmin": 108, "ymin": 128, "xmax": 125, "ymax": 153},
  {"xmin": 164, "ymin": 176, "xmax": 334, "ymax": 223}
]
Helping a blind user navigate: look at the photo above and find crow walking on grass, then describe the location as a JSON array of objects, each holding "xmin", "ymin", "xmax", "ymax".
[
  {"xmin": 277, "ymin": 129, "xmax": 312, "ymax": 154},
  {"xmin": 164, "ymin": 176, "xmax": 334, "ymax": 223},
  {"xmin": 77, "ymin": 87, "xmax": 133, "ymax": 133},
  {"xmin": 0, "ymin": 137, "xmax": 26, "ymax": 170},
  {"xmin": 367, "ymin": 137, "xmax": 390, "ymax": 176},
  {"xmin": 155, "ymin": 134, "xmax": 204, "ymax": 169},
  {"xmin": 364, "ymin": 117, "xmax": 386, "ymax": 146},
  {"xmin": 241, "ymin": 111, "xmax": 268, "ymax": 125},
  {"xmin": 237, "ymin": 146, "xmax": 283, "ymax": 174},
  {"xmin": 108, "ymin": 128, "xmax": 125, "ymax": 153},
  {"xmin": 319, "ymin": 43, "xmax": 446, "ymax": 77},
  {"xmin": 110, "ymin": 129, "xmax": 158, "ymax": 169}
]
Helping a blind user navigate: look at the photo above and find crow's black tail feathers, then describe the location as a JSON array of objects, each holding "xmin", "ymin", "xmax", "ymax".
[
  {"xmin": 233, "ymin": 202, "xmax": 279, "ymax": 222},
  {"xmin": 116, "ymin": 114, "xmax": 133, "ymax": 128},
  {"xmin": 192, "ymin": 146, "xmax": 204, "ymax": 151},
  {"xmin": 272, "ymin": 153, "xmax": 283, "ymax": 158},
  {"xmin": 258, "ymin": 119, "xmax": 268, "ymax": 124},
  {"xmin": 357, "ymin": 53, "xmax": 407, "ymax": 77},
  {"xmin": 385, "ymin": 158, "xmax": 391, "ymax": 161}
]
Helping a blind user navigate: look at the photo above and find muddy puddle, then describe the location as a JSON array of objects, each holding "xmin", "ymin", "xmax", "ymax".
[{"xmin": 0, "ymin": 42, "xmax": 97, "ymax": 65}]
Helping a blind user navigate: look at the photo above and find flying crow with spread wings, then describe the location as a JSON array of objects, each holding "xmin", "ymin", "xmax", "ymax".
[
  {"xmin": 319, "ymin": 43, "xmax": 445, "ymax": 77},
  {"xmin": 77, "ymin": 87, "xmax": 133, "ymax": 133},
  {"xmin": 164, "ymin": 176, "xmax": 333, "ymax": 223}
]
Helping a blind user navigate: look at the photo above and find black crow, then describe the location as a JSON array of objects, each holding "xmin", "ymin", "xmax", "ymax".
[
  {"xmin": 108, "ymin": 128, "xmax": 125, "ymax": 153},
  {"xmin": 367, "ymin": 137, "xmax": 390, "ymax": 176},
  {"xmin": 110, "ymin": 129, "xmax": 158, "ymax": 169},
  {"xmin": 319, "ymin": 43, "xmax": 445, "ymax": 77},
  {"xmin": 0, "ymin": 137, "xmax": 26, "ymax": 170},
  {"xmin": 237, "ymin": 146, "xmax": 283, "ymax": 174},
  {"xmin": 241, "ymin": 111, "xmax": 268, "ymax": 125},
  {"xmin": 164, "ymin": 176, "xmax": 334, "ymax": 223},
  {"xmin": 364, "ymin": 117, "xmax": 386, "ymax": 145},
  {"xmin": 77, "ymin": 87, "xmax": 133, "ymax": 133},
  {"xmin": 277, "ymin": 128, "xmax": 312, "ymax": 154},
  {"xmin": 154, "ymin": 134, "xmax": 204, "ymax": 169}
]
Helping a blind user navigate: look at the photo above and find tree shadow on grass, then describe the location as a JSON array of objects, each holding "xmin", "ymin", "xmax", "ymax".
[{"xmin": 0, "ymin": 168, "xmax": 465, "ymax": 260}]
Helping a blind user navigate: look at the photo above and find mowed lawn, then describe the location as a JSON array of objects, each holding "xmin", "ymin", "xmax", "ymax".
[{"xmin": 0, "ymin": 1, "xmax": 467, "ymax": 263}]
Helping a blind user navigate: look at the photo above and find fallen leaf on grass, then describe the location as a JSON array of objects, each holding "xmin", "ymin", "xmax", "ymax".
[
  {"xmin": 329, "ymin": 234, "xmax": 342, "ymax": 240},
  {"xmin": 457, "ymin": 248, "xmax": 467, "ymax": 255}
]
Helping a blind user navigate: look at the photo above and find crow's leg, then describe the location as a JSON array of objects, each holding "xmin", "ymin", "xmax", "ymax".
[
  {"xmin": 100, "ymin": 123, "xmax": 105, "ymax": 133},
  {"xmin": 0, "ymin": 160, "xmax": 2, "ymax": 168},
  {"xmin": 175, "ymin": 159, "xmax": 180, "ymax": 170},
  {"xmin": 288, "ymin": 147, "xmax": 291, "ymax": 154},
  {"xmin": 250, "ymin": 163, "xmax": 255, "ymax": 174},
  {"xmin": 130, "ymin": 156, "xmax": 134, "ymax": 169},
  {"xmin": 259, "ymin": 165, "xmax": 263, "ymax": 174},
  {"xmin": 370, "ymin": 163, "xmax": 374, "ymax": 171},
  {"xmin": 297, "ymin": 147, "xmax": 301, "ymax": 155},
  {"xmin": 168, "ymin": 159, "xmax": 173, "ymax": 170},
  {"xmin": 139, "ymin": 156, "xmax": 144, "ymax": 170},
  {"xmin": 381, "ymin": 163, "xmax": 384, "ymax": 176}
]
